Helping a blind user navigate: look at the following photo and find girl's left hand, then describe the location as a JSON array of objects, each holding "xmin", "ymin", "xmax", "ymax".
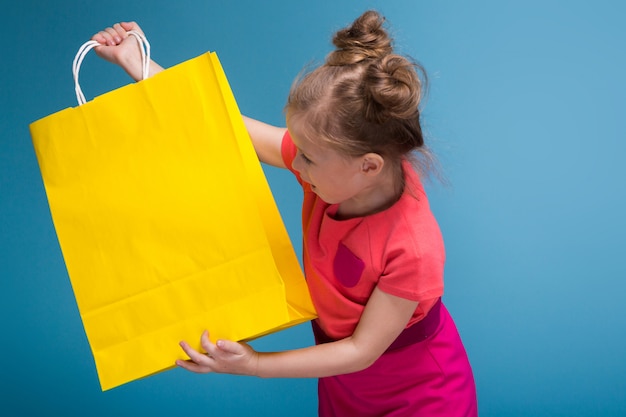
[{"xmin": 176, "ymin": 330, "xmax": 259, "ymax": 376}]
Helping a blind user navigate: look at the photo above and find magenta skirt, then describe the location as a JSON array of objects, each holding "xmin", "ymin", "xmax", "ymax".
[{"xmin": 314, "ymin": 300, "xmax": 478, "ymax": 416}]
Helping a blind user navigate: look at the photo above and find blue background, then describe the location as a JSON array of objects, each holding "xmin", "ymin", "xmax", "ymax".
[{"xmin": 1, "ymin": 0, "xmax": 625, "ymax": 415}]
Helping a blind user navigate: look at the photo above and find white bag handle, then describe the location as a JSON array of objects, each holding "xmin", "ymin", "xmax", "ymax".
[{"xmin": 72, "ymin": 30, "xmax": 151, "ymax": 105}]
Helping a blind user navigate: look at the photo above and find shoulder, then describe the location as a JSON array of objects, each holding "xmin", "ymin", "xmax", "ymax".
[
  {"xmin": 371, "ymin": 163, "xmax": 444, "ymax": 260},
  {"xmin": 281, "ymin": 130, "xmax": 305, "ymax": 185},
  {"xmin": 366, "ymin": 165, "xmax": 445, "ymax": 299}
]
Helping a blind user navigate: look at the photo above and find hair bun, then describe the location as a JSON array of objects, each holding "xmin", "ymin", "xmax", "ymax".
[
  {"xmin": 327, "ymin": 10, "xmax": 393, "ymax": 66},
  {"xmin": 363, "ymin": 55, "xmax": 423, "ymax": 123}
]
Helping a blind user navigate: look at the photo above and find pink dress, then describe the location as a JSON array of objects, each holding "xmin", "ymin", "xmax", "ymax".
[{"xmin": 282, "ymin": 132, "xmax": 478, "ymax": 416}]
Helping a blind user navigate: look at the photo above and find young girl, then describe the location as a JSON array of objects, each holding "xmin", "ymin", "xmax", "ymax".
[{"xmin": 93, "ymin": 10, "xmax": 478, "ymax": 416}]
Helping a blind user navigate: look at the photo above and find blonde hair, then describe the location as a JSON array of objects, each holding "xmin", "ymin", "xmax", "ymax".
[{"xmin": 286, "ymin": 10, "xmax": 437, "ymax": 182}]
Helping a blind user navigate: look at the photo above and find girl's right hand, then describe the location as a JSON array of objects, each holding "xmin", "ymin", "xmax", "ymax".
[{"xmin": 91, "ymin": 21, "xmax": 149, "ymax": 81}]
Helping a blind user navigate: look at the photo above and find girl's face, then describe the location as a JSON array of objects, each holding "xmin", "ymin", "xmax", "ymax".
[{"xmin": 289, "ymin": 128, "xmax": 371, "ymax": 208}]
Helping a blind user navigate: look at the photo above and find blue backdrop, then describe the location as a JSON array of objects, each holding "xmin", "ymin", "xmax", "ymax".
[{"xmin": 1, "ymin": 1, "xmax": 624, "ymax": 415}]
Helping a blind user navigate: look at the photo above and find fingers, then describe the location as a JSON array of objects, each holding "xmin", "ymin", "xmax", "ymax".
[
  {"xmin": 92, "ymin": 28, "xmax": 119, "ymax": 46},
  {"xmin": 176, "ymin": 330, "xmax": 255, "ymax": 375},
  {"xmin": 120, "ymin": 21, "xmax": 143, "ymax": 35},
  {"xmin": 175, "ymin": 330, "xmax": 217, "ymax": 374},
  {"xmin": 176, "ymin": 330, "xmax": 246, "ymax": 373},
  {"xmin": 215, "ymin": 338, "xmax": 245, "ymax": 355},
  {"xmin": 175, "ymin": 357, "xmax": 205, "ymax": 373},
  {"xmin": 198, "ymin": 330, "xmax": 242, "ymax": 357},
  {"xmin": 181, "ymin": 340, "xmax": 210, "ymax": 363},
  {"xmin": 176, "ymin": 340, "xmax": 213, "ymax": 373},
  {"xmin": 91, "ymin": 22, "xmax": 141, "ymax": 46},
  {"xmin": 92, "ymin": 31, "xmax": 117, "ymax": 46},
  {"xmin": 200, "ymin": 330, "xmax": 215, "ymax": 354}
]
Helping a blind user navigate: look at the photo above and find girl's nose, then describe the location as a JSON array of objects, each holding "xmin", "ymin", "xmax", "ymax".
[{"xmin": 291, "ymin": 154, "xmax": 302, "ymax": 173}]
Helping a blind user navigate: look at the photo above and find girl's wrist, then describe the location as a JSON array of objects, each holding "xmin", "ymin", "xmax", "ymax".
[
  {"xmin": 252, "ymin": 351, "xmax": 262, "ymax": 378},
  {"xmin": 119, "ymin": 53, "xmax": 143, "ymax": 81}
]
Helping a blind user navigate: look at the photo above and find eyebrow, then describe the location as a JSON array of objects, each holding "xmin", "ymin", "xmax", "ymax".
[
  {"xmin": 290, "ymin": 132, "xmax": 317, "ymax": 159},
  {"xmin": 296, "ymin": 146, "xmax": 311, "ymax": 158}
]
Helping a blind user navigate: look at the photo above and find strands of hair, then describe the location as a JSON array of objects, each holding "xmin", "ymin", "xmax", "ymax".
[{"xmin": 286, "ymin": 10, "xmax": 442, "ymax": 184}]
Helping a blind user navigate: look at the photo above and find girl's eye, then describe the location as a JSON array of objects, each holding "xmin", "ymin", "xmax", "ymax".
[{"xmin": 300, "ymin": 153, "xmax": 313, "ymax": 165}]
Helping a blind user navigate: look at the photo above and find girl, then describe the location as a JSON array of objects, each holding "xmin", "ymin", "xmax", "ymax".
[{"xmin": 93, "ymin": 10, "xmax": 478, "ymax": 416}]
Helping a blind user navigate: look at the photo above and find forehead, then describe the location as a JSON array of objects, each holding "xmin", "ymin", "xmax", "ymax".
[
  {"xmin": 286, "ymin": 111, "xmax": 355, "ymax": 162},
  {"xmin": 286, "ymin": 118, "xmax": 323, "ymax": 154}
]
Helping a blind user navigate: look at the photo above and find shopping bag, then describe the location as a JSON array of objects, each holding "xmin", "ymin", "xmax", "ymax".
[{"xmin": 30, "ymin": 32, "xmax": 316, "ymax": 391}]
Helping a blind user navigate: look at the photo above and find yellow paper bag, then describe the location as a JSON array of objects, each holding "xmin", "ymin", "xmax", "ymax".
[{"xmin": 30, "ymin": 34, "xmax": 316, "ymax": 391}]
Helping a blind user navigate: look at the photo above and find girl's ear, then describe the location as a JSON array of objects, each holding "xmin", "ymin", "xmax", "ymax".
[{"xmin": 360, "ymin": 153, "xmax": 385, "ymax": 176}]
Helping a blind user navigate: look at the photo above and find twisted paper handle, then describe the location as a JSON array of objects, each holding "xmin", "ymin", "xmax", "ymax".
[{"xmin": 72, "ymin": 30, "xmax": 151, "ymax": 105}]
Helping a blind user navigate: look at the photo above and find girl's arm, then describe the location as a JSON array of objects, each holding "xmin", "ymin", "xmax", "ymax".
[
  {"xmin": 176, "ymin": 287, "xmax": 418, "ymax": 378},
  {"xmin": 242, "ymin": 117, "xmax": 286, "ymax": 169},
  {"xmin": 93, "ymin": 23, "xmax": 286, "ymax": 168}
]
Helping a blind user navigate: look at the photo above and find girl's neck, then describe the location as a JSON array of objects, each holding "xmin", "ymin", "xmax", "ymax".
[{"xmin": 335, "ymin": 164, "xmax": 403, "ymax": 220}]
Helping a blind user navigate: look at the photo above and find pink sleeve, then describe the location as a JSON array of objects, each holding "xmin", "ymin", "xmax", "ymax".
[
  {"xmin": 281, "ymin": 130, "xmax": 303, "ymax": 183},
  {"xmin": 375, "ymin": 212, "xmax": 445, "ymax": 323},
  {"xmin": 373, "ymin": 189, "xmax": 446, "ymax": 303}
]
